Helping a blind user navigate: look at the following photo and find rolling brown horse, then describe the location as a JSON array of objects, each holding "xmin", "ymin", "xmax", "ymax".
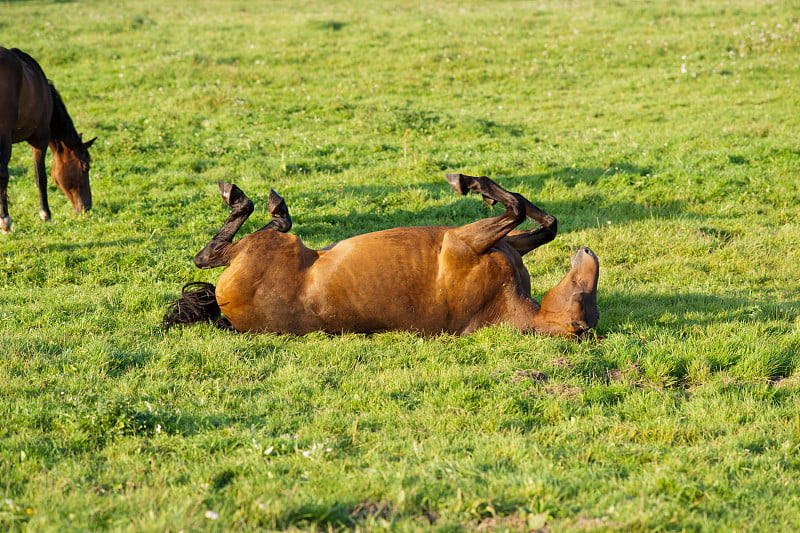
[
  {"xmin": 164, "ymin": 175, "xmax": 600, "ymax": 337},
  {"xmin": 0, "ymin": 47, "xmax": 95, "ymax": 233}
]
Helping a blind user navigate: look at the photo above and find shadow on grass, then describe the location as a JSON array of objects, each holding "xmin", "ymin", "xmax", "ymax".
[
  {"xmin": 41, "ymin": 237, "xmax": 148, "ymax": 253},
  {"xmin": 487, "ymin": 164, "xmax": 655, "ymax": 188},
  {"xmin": 579, "ymin": 290, "xmax": 800, "ymax": 382},
  {"xmin": 227, "ymin": 167, "xmax": 684, "ymax": 244},
  {"xmin": 602, "ymin": 290, "xmax": 800, "ymax": 331},
  {"xmin": 266, "ymin": 498, "xmax": 438, "ymax": 530}
]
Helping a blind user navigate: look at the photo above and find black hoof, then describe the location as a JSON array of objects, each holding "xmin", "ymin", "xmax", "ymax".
[
  {"xmin": 217, "ymin": 181, "xmax": 248, "ymax": 207},
  {"xmin": 267, "ymin": 189, "xmax": 287, "ymax": 217},
  {"xmin": 445, "ymin": 173, "xmax": 468, "ymax": 195},
  {"xmin": 264, "ymin": 189, "xmax": 292, "ymax": 233}
]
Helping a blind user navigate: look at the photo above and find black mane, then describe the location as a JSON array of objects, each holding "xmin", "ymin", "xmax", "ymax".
[
  {"xmin": 48, "ymin": 83, "xmax": 83, "ymax": 152},
  {"xmin": 163, "ymin": 282, "xmax": 235, "ymax": 332}
]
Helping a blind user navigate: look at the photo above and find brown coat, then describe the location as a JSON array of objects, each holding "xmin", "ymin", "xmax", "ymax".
[
  {"xmin": 165, "ymin": 176, "xmax": 600, "ymax": 337},
  {"xmin": 0, "ymin": 47, "xmax": 94, "ymax": 233}
]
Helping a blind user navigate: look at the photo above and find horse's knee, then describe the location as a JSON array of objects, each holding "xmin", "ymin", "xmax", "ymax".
[{"xmin": 542, "ymin": 217, "xmax": 557, "ymax": 239}]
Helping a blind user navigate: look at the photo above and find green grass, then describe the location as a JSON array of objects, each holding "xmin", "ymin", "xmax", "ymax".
[{"xmin": 1, "ymin": 0, "xmax": 799, "ymax": 530}]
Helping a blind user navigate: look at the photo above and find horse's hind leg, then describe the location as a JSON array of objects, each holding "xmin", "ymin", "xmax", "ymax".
[
  {"xmin": 446, "ymin": 173, "xmax": 557, "ymax": 256},
  {"xmin": 193, "ymin": 182, "xmax": 291, "ymax": 269}
]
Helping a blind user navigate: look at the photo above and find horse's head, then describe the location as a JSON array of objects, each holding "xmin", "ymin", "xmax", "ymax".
[
  {"xmin": 536, "ymin": 247, "xmax": 600, "ymax": 337},
  {"xmin": 52, "ymin": 135, "xmax": 95, "ymax": 214}
]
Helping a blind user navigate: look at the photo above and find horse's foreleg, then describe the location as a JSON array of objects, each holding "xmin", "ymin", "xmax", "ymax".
[
  {"xmin": 446, "ymin": 173, "xmax": 556, "ymax": 256},
  {"xmin": 259, "ymin": 188, "xmax": 292, "ymax": 234},
  {"xmin": 193, "ymin": 183, "xmax": 292, "ymax": 269},
  {"xmin": 31, "ymin": 145, "xmax": 51, "ymax": 222},
  {"xmin": 0, "ymin": 135, "xmax": 11, "ymax": 233},
  {"xmin": 218, "ymin": 183, "xmax": 291, "ymax": 234},
  {"xmin": 193, "ymin": 182, "xmax": 255, "ymax": 269}
]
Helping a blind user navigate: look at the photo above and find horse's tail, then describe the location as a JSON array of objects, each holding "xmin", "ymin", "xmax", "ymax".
[{"xmin": 163, "ymin": 282, "xmax": 235, "ymax": 332}]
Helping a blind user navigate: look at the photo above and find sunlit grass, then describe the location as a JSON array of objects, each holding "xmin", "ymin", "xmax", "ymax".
[{"xmin": 1, "ymin": 0, "xmax": 799, "ymax": 530}]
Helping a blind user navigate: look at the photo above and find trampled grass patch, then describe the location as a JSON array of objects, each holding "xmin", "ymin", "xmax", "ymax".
[{"xmin": 1, "ymin": 0, "xmax": 799, "ymax": 530}]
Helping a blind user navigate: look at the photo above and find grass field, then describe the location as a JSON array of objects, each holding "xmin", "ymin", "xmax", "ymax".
[{"xmin": 1, "ymin": 0, "xmax": 799, "ymax": 530}]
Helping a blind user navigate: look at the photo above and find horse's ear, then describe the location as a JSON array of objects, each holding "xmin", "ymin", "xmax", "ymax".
[{"xmin": 83, "ymin": 136, "xmax": 97, "ymax": 149}]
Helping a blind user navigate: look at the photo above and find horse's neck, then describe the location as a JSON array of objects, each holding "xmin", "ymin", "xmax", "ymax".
[
  {"xmin": 490, "ymin": 295, "xmax": 543, "ymax": 333},
  {"xmin": 48, "ymin": 86, "xmax": 80, "ymax": 152}
]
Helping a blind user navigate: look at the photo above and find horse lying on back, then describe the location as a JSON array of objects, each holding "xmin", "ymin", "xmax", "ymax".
[{"xmin": 165, "ymin": 175, "xmax": 599, "ymax": 337}]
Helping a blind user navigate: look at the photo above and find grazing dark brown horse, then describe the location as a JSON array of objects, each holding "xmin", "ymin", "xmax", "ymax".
[
  {"xmin": 0, "ymin": 47, "xmax": 95, "ymax": 233},
  {"xmin": 165, "ymin": 175, "xmax": 599, "ymax": 337}
]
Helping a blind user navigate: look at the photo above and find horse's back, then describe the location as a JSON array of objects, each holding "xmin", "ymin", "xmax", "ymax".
[
  {"xmin": 0, "ymin": 48, "xmax": 23, "ymax": 133},
  {"xmin": 0, "ymin": 47, "xmax": 51, "ymax": 143},
  {"xmin": 0, "ymin": 47, "xmax": 22, "ymax": 76}
]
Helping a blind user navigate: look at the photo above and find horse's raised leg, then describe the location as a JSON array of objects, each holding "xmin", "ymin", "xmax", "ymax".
[
  {"xmin": 31, "ymin": 144, "xmax": 51, "ymax": 222},
  {"xmin": 0, "ymin": 135, "xmax": 11, "ymax": 233},
  {"xmin": 445, "ymin": 173, "xmax": 557, "ymax": 255},
  {"xmin": 504, "ymin": 201, "xmax": 558, "ymax": 256},
  {"xmin": 193, "ymin": 182, "xmax": 254, "ymax": 269},
  {"xmin": 193, "ymin": 182, "xmax": 291, "ymax": 269},
  {"xmin": 259, "ymin": 187, "xmax": 292, "ymax": 234}
]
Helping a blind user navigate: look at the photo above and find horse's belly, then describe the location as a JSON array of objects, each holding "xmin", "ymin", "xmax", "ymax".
[{"xmin": 11, "ymin": 124, "xmax": 37, "ymax": 143}]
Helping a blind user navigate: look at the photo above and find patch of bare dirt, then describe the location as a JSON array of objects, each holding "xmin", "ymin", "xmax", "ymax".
[
  {"xmin": 771, "ymin": 375, "xmax": 800, "ymax": 389},
  {"xmin": 607, "ymin": 362, "xmax": 644, "ymax": 384},
  {"xmin": 475, "ymin": 512, "xmax": 550, "ymax": 532},
  {"xmin": 509, "ymin": 369, "xmax": 549, "ymax": 383},
  {"xmin": 566, "ymin": 515, "xmax": 626, "ymax": 531},
  {"xmin": 550, "ymin": 357, "xmax": 573, "ymax": 369},
  {"xmin": 351, "ymin": 501, "xmax": 392, "ymax": 522},
  {"xmin": 545, "ymin": 383, "xmax": 584, "ymax": 398}
]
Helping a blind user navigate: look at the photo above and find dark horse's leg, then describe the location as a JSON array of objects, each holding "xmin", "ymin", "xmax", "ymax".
[
  {"xmin": 193, "ymin": 181, "xmax": 291, "ymax": 269},
  {"xmin": 0, "ymin": 134, "xmax": 11, "ymax": 233},
  {"xmin": 30, "ymin": 143, "xmax": 51, "ymax": 222},
  {"xmin": 0, "ymin": 57, "xmax": 14, "ymax": 233},
  {"xmin": 445, "ymin": 174, "xmax": 557, "ymax": 256}
]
